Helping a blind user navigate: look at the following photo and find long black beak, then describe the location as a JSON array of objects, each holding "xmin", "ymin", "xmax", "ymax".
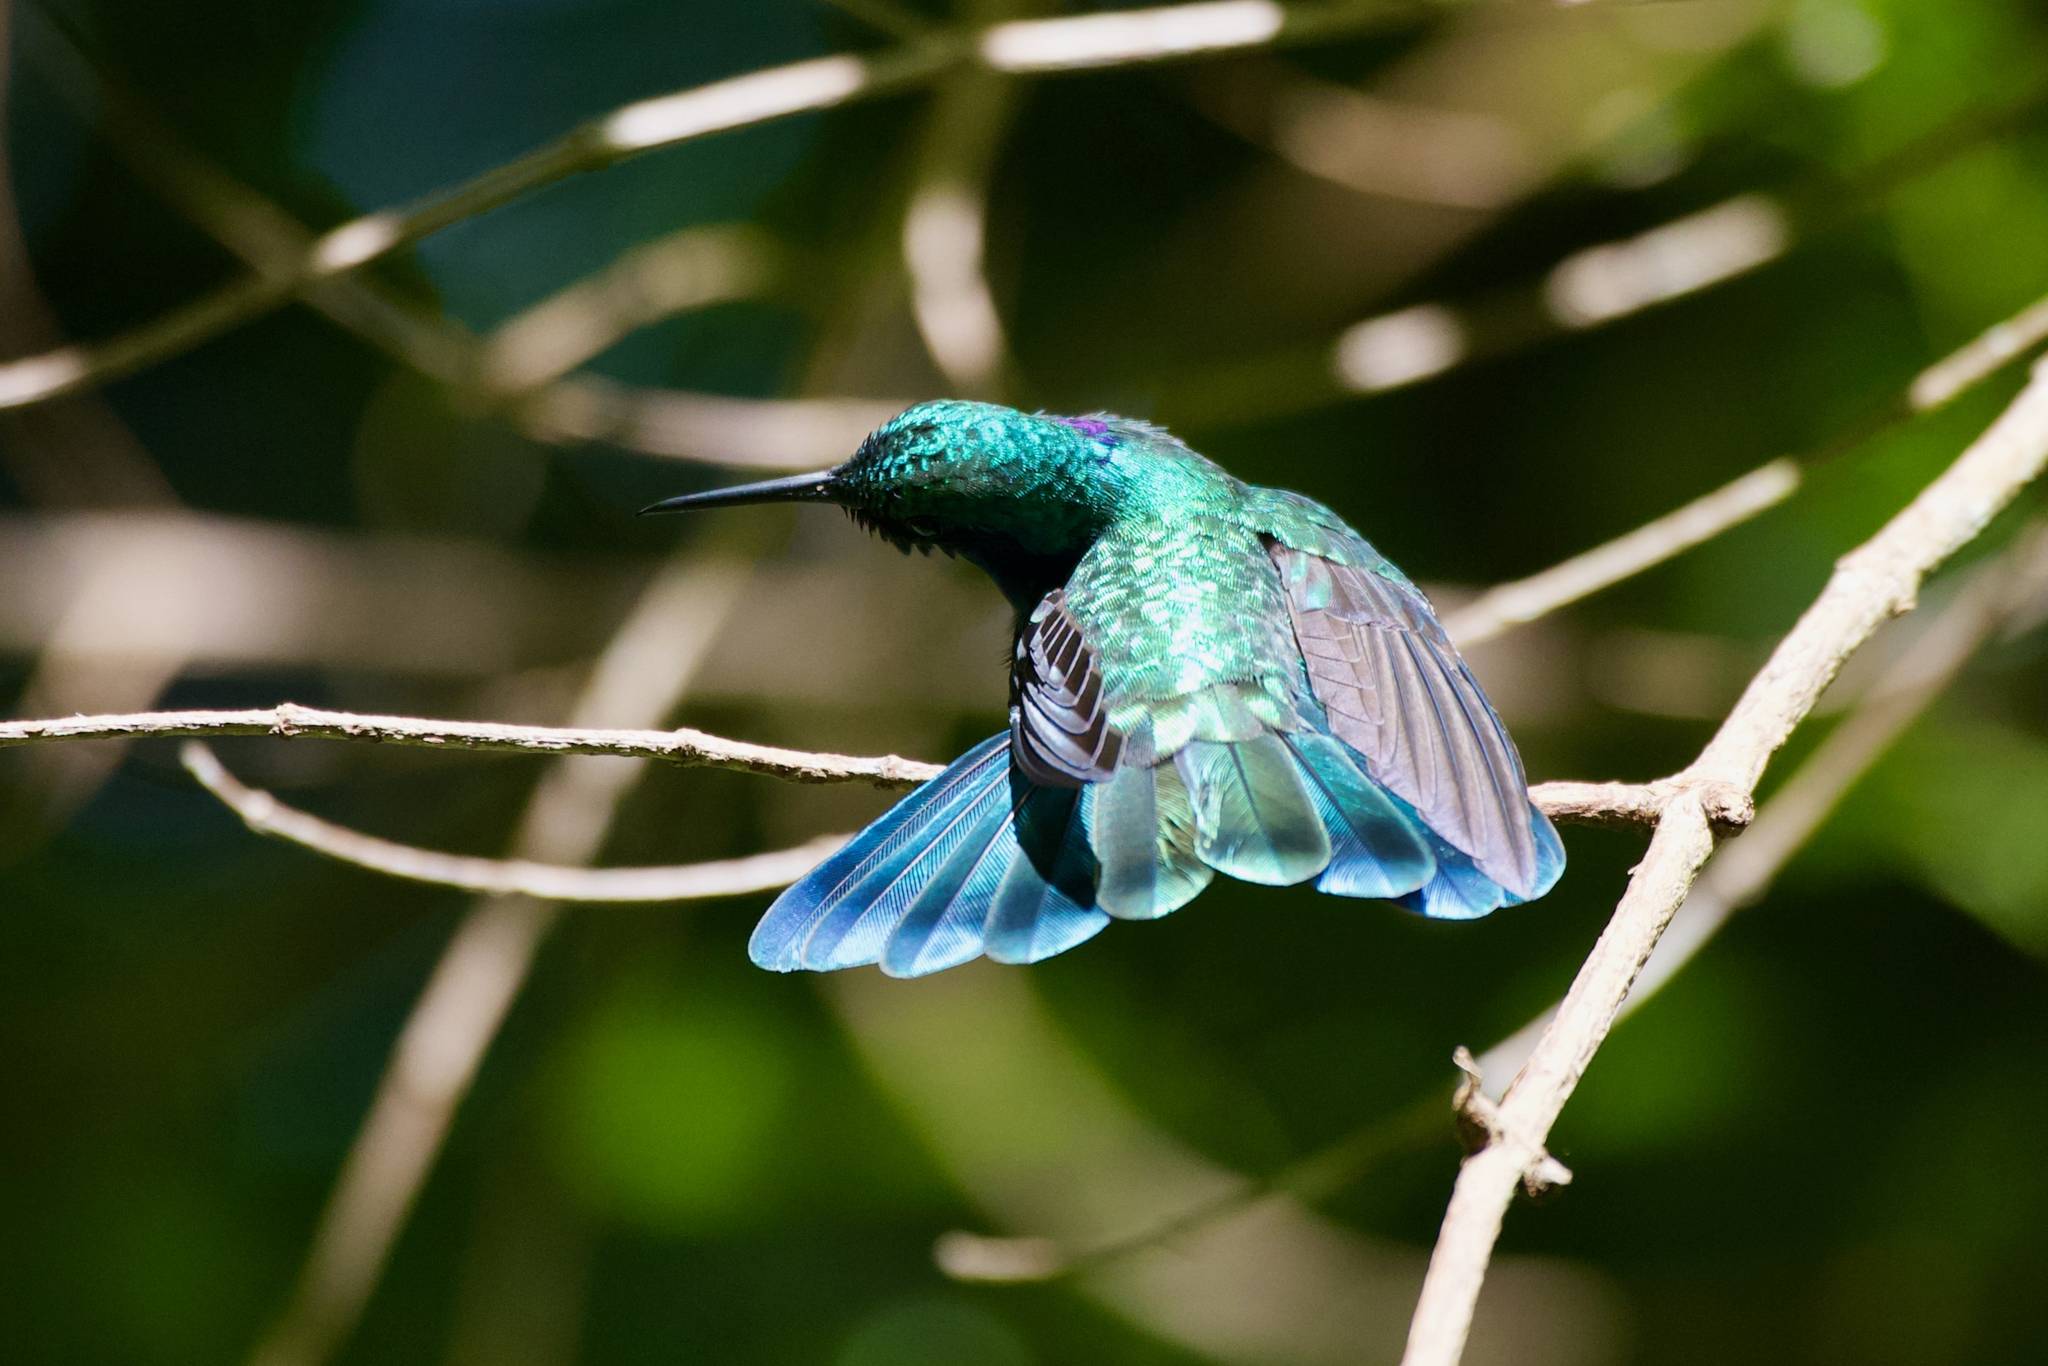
[{"xmin": 638, "ymin": 468, "xmax": 840, "ymax": 516}]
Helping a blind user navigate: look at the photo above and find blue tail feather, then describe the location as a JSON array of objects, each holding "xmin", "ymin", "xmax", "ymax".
[
  {"xmin": 1389, "ymin": 791, "xmax": 1565, "ymax": 921},
  {"xmin": 1285, "ymin": 732, "xmax": 1436, "ymax": 899},
  {"xmin": 802, "ymin": 772, "xmax": 1011, "ymax": 970},
  {"xmin": 1175, "ymin": 734, "xmax": 1331, "ymax": 885},
  {"xmin": 750, "ymin": 736, "xmax": 1008, "ymax": 971},
  {"xmin": 880, "ymin": 801, "xmax": 1023, "ymax": 978},
  {"xmin": 1090, "ymin": 761, "xmax": 1214, "ymax": 920},
  {"xmin": 985, "ymin": 787, "xmax": 1110, "ymax": 964}
]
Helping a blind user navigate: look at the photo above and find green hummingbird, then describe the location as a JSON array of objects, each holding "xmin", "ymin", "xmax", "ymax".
[{"xmin": 644, "ymin": 400, "xmax": 1563, "ymax": 977}]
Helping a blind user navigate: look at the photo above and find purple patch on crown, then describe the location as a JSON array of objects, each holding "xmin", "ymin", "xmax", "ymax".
[{"xmin": 1059, "ymin": 416, "xmax": 1113, "ymax": 441}]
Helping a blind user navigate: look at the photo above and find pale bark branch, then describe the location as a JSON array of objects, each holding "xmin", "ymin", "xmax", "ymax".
[
  {"xmin": 1398, "ymin": 358, "xmax": 2048, "ymax": 1366},
  {"xmin": 1476, "ymin": 519, "xmax": 2048, "ymax": 1092},
  {"xmin": 180, "ymin": 742, "xmax": 847, "ymax": 902},
  {"xmin": 1, "ymin": 699, "xmax": 1736, "ymax": 831},
  {"xmin": 0, "ymin": 701, "xmax": 944, "ymax": 787}
]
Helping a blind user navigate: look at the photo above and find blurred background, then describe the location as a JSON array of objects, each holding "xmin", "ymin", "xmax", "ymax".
[{"xmin": 6, "ymin": 1, "xmax": 2048, "ymax": 1363}]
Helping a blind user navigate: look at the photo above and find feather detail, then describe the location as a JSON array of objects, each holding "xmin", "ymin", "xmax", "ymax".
[
  {"xmin": 1174, "ymin": 734, "xmax": 1331, "ymax": 885},
  {"xmin": 1391, "ymin": 793, "xmax": 1567, "ymax": 920},
  {"xmin": 879, "ymin": 799, "xmax": 1023, "ymax": 978},
  {"xmin": 1272, "ymin": 541, "xmax": 1549, "ymax": 897},
  {"xmin": 1091, "ymin": 760, "xmax": 1215, "ymax": 919},
  {"xmin": 984, "ymin": 787, "xmax": 1111, "ymax": 964},
  {"xmin": 750, "ymin": 736, "xmax": 1009, "ymax": 971},
  {"xmin": 1285, "ymin": 731, "xmax": 1437, "ymax": 899},
  {"xmin": 1012, "ymin": 590, "xmax": 1122, "ymax": 786}
]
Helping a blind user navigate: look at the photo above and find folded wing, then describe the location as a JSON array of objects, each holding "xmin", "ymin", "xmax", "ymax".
[{"xmin": 1271, "ymin": 541, "xmax": 1548, "ymax": 898}]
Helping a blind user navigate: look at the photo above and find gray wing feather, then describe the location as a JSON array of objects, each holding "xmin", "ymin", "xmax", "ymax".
[{"xmin": 1273, "ymin": 543, "xmax": 1539, "ymax": 895}]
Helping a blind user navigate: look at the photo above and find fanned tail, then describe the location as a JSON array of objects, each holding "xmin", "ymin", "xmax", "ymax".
[
  {"xmin": 748, "ymin": 735, "xmax": 1109, "ymax": 978},
  {"xmin": 1125, "ymin": 722, "xmax": 1556, "ymax": 921},
  {"xmin": 750, "ymin": 720, "xmax": 1567, "ymax": 976},
  {"xmin": 1094, "ymin": 726, "xmax": 1445, "ymax": 913}
]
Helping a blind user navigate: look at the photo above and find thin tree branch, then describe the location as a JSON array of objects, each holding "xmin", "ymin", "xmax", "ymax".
[
  {"xmin": 1443, "ymin": 284, "xmax": 2048, "ymax": 647},
  {"xmin": 1442, "ymin": 460, "xmax": 1801, "ymax": 647},
  {"xmin": 1474, "ymin": 518, "xmax": 2048, "ymax": 1090},
  {"xmin": 1399, "ymin": 357, "xmax": 2048, "ymax": 1366},
  {"xmin": 16, "ymin": 11, "xmax": 887, "ymax": 470},
  {"xmin": 35, "ymin": 3, "xmax": 2045, "ymax": 645},
  {"xmin": 0, "ymin": 0, "xmax": 1465, "ymax": 411},
  {"xmin": 0, "ymin": 701, "xmax": 945, "ymax": 787},
  {"xmin": 0, "ymin": 699, "xmax": 1745, "ymax": 830},
  {"xmin": 180, "ymin": 742, "xmax": 847, "ymax": 901}
]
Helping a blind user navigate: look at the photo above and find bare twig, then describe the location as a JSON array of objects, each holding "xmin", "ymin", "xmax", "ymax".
[
  {"xmin": 1443, "ymin": 284, "xmax": 2048, "ymax": 647},
  {"xmin": 1443, "ymin": 460, "xmax": 1802, "ymax": 647},
  {"xmin": 15, "ymin": 8, "xmax": 897, "ymax": 470},
  {"xmin": 0, "ymin": 701, "xmax": 944, "ymax": 787},
  {"xmin": 181, "ymin": 742, "xmax": 845, "ymax": 902},
  {"xmin": 0, "ymin": 700, "xmax": 1741, "ymax": 830},
  {"xmin": 1399, "ymin": 359, "xmax": 2048, "ymax": 1366},
  {"xmin": 1172, "ymin": 77, "xmax": 2048, "ymax": 427},
  {"xmin": 1910, "ymin": 294, "xmax": 2048, "ymax": 410}
]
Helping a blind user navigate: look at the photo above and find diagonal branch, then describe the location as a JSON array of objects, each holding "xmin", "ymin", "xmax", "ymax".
[
  {"xmin": 1399, "ymin": 357, "xmax": 2048, "ymax": 1366},
  {"xmin": 1443, "ymin": 285, "xmax": 2048, "ymax": 647}
]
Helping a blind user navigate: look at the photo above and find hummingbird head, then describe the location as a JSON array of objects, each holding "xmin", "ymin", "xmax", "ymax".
[{"xmin": 642, "ymin": 400, "xmax": 1133, "ymax": 604}]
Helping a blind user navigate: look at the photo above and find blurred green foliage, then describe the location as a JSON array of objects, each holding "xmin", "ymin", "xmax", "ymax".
[{"xmin": 5, "ymin": 1, "xmax": 2048, "ymax": 1364}]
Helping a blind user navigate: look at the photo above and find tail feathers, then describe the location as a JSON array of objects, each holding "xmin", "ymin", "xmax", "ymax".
[
  {"xmin": 1285, "ymin": 732, "xmax": 1436, "ymax": 899},
  {"xmin": 1391, "ymin": 795, "xmax": 1566, "ymax": 921},
  {"xmin": 1174, "ymin": 734, "xmax": 1331, "ymax": 885},
  {"xmin": 750, "ymin": 735, "xmax": 1109, "ymax": 978},
  {"xmin": 877, "ymin": 799, "xmax": 1024, "ymax": 978},
  {"xmin": 750, "ymin": 722, "xmax": 1569, "ymax": 976},
  {"xmin": 984, "ymin": 787, "xmax": 1110, "ymax": 964},
  {"xmin": 1091, "ymin": 762, "xmax": 1214, "ymax": 920},
  {"xmin": 797, "ymin": 757, "xmax": 1014, "ymax": 971},
  {"xmin": 750, "ymin": 735, "xmax": 1008, "ymax": 971}
]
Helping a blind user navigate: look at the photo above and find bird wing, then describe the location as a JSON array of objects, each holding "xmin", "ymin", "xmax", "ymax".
[
  {"xmin": 1009, "ymin": 588, "xmax": 1124, "ymax": 787},
  {"xmin": 1268, "ymin": 537, "xmax": 1542, "ymax": 897}
]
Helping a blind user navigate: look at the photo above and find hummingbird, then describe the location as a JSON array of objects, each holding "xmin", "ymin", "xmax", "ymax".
[{"xmin": 643, "ymin": 400, "xmax": 1563, "ymax": 977}]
